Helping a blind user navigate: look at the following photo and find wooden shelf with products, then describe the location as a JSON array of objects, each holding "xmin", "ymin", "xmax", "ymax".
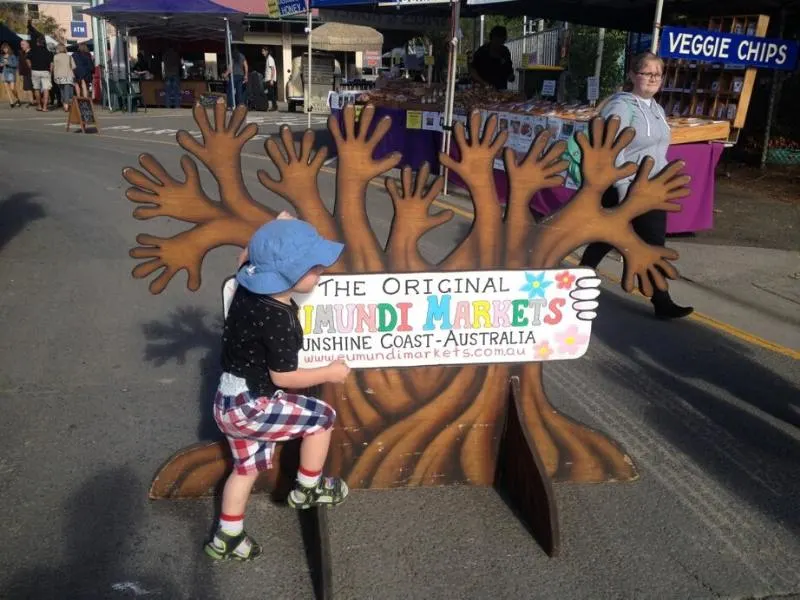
[{"xmin": 657, "ymin": 14, "xmax": 770, "ymax": 145}]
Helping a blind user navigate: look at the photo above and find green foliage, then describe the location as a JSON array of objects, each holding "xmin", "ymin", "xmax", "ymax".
[
  {"xmin": 33, "ymin": 15, "xmax": 60, "ymax": 37},
  {"xmin": 460, "ymin": 16, "xmax": 524, "ymax": 53},
  {"xmin": 0, "ymin": 3, "xmax": 26, "ymax": 32},
  {"xmin": 564, "ymin": 26, "xmax": 627, "ymax": 103}
]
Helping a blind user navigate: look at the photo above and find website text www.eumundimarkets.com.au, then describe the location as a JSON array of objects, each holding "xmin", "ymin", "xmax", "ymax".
[{"xmin": 303, "ymin": 346, "xmax": 528, "ymax": 365}]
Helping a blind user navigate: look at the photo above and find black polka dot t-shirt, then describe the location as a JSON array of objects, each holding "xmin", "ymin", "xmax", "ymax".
[{"xmin": 221, "ymin": 284, "xmax": 303, "ymax": 398}]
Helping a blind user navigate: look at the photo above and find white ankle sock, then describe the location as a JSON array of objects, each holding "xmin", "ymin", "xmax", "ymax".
[
  {"xmin": 297, "ymin": 466, "xmax": 322, "ymax": 488},
  {"xmin": 219, "ymin": 513, "xmax": 244, "ymax": 536}
]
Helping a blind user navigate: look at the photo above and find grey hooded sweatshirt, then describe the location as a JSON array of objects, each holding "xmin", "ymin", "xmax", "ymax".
[{"xmin": 599, "ymin": 91, "xmax": 671, "ymax": 201}]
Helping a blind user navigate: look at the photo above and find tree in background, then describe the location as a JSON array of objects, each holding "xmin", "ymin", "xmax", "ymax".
[
  {"xmin": 564, "ymin": 25, "xmax": 627, "ymax": 102},
  {"xmin": 460, "ymin": 15, "xmax": 524, "ymax": 53},
  {"xmin": 0, "ymin": 3, "xmax": 59, "ymax": 37},
  {"xmin": 0, "ymin": 3, "xmax": 25, "ymax": 32}
]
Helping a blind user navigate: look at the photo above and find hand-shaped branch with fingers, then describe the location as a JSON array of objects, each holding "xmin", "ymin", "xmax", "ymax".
[
  {"xmin": 131, "ymin": 217, "xmax": 255, "ymax": 294},
  {"xmin": 258, "ymin": 127, "xmax": 328, "ymax": 198},
  {"xmin": 124, "ymin": 154, "xmax": 225, "ymax": 224},
  {"xmin": 618, "ymin": 158, "xmax": 692, "ymax": 221},
  {"xmin": 257, "ymin": 127, "xmax": 338, "ymax": 242},
  {"xmin": 619, "ymin": 237, "xmax": 680, "ymax": 297},
  {"xmin": 328, "ymin": 104, "xmax": 402, "ymax": 181},
  {"xmin": 576, "ymin": 116, "xmax": 638, "ymax": 192},
  {"xmin": 176, "ymin": 100, "xmax": 258, "ymax": 168},
  {"xmin": 504, "ymin": 131, "xmax": 569, "ymax": 197},
  {"xmin": 440, "ymin": 111, "xmax": 508, "ymax": 184},
  {"xmin": 385, "ymin": 163, "xmax": 452, "ymax": 271}
]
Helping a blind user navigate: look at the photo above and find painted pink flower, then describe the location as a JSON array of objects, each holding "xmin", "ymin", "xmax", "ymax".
[
  {"xmin": 555, "ymin": 325, "xmax": 589, "ymax": 356},
  {"xmin": 554, "ymin": 270, "xmax": 576, "ymax": 290},
  {"xmin": 533, "ymin": 340, "xmax": 553, "ymax": 360}
]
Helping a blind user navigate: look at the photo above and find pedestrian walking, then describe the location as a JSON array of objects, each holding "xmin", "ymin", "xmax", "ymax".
[
  {"xmin": 53, "ymin": 44, "xmax": 75, "ymax": 111},
  {"xmin": 72, "ymin": 43, "xmax": 94, "ymax": 98},
  {"xmin": 17, "ymin": 40, "xmax": 34, "ymax": 107},
  {"xmin": 579, "ymin": 51, "xmax": 693, "ymax": 320},
  {"xmin": 262, "ymin": 47, "xmax": 278, "ymax": 111},
  {"xmin": 26, "ymin": 36, "xmax": 53, "ymax": 112},
  {"xmin": 0, "ymin": 42, "xmax": 21, "ymax": 108}
]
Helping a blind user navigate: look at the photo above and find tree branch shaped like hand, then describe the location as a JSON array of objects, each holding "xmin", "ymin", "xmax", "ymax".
[
  {"xmin": 576, "ymin": 116, "xmax": 638, "ymax": 192},
  {"xmin": 504, "ymin": 131, "xmax": 568, "ymax": 267},
  {"xmin": 617, "ymin": 157, "xmax": 691, "ymax": 222},
  {"xmin": 617, "ymin": 231, "xmax": 680, "ymax": 296},
  {"xmin": 328, "ymin": 104, "xmax": 401, "ymax": 273},
  {"xmin": 257, "ymin": 127, "xmax": 339, "ymax": 244},
  {"xmin": 529, "ymin": 115, "xmax": 689, "ymax": 298},
  {"xmin": 124, "ymin": 154, "xmax": 225, "ymax": 224},
  {"xmin": 131, "ymin": 218, "xmax": 257, "ymax": 294},
  {"xmin": 385, "ymin": 163, "xmax": 452, "ymax": 272},
  {"xmin": 440, "ymin": 111, "xmax": 508, "ymax": 270},
  {"xmin": 176, "ymin": 100, "xmax": 271, "ymax": 226}
]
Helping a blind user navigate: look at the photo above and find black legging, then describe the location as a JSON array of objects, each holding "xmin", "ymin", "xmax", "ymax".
[{"xmin": 580, "ymin": 186, "xmax": 671, "ymax": 304}]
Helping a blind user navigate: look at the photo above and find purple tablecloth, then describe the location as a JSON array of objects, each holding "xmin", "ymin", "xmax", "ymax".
[
  {"xmin": 526, "ymin": 142, "xmax": 724, "ymax": 234},
  {"xmin": 331, "ymin": 107, "xmax": 723, "ymax": 234},
  {"xmin": 331, "ymin": 107, "xmax": 441, "ymax": 171}
]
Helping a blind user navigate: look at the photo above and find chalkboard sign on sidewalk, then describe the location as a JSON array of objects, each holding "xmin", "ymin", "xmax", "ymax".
[{"xmin": 66, "ymin": 97, "xmax": 99, "ymax": 133}]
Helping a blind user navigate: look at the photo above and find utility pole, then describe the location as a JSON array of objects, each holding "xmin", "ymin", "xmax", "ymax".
[{"xmin": 594, "ymin": 28, "xmax": 605, "ymax": 78}]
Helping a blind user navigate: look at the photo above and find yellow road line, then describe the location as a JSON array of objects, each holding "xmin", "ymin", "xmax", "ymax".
[{"xmin": 31, "ymin": 125, "xmax": 797, "ymax": 359}]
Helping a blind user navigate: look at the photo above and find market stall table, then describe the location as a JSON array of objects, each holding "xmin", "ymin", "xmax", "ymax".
[
  {"xmin": 140, "ymin": 79, "xmax": 212, "ymax": 107},
  {"xmin": 331, "ymin": 105, "xmax": 723, "ymax": 234}
]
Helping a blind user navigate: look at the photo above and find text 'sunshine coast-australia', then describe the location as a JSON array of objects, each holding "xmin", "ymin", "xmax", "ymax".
[{"xmin": 292, "ymin": 269, "xmax": 596, "ymax": 369}]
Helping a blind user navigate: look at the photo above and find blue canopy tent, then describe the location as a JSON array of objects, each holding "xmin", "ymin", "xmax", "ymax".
[{"xmin": 83, "ymin": 0, "xmax": 246, "ymax": 107}]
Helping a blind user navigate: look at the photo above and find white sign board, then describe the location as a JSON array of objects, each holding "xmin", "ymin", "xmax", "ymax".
[
  {"xmin": 223, "ymin": 269, "xmax": 599, "ymax": 369},
  {"xmin": 299, "ymin": 269, "xmax": 598, "ymax": 369},
  {"xmin": 541, "ymin": 80, "xmax": 557, "ymax": 97},
  {"xmin": 587, "ymin": 76, "xmax": 600, "ymax": 102}
]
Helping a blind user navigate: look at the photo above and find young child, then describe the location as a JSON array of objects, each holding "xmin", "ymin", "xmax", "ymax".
[{"xmin": 205, "ymin": 215, "xmax": 351, "ymax": 562}]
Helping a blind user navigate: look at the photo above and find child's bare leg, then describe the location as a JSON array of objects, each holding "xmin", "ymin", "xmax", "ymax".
[
  {"xmin": 221, "ymin": 470, "xmax": 258, "ymax": 516},
  {"xmin": 299, "ymin": 427, "xmax": 332, "ymax": 472}
]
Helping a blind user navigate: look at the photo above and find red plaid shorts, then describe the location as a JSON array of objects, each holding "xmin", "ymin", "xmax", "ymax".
[{"xmin": 213, "ymin": 375, "xmax": 336, "ymax": 475}]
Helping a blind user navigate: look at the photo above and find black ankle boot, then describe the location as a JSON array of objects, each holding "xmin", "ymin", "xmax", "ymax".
[{"xmin": 652, "ymin": 290, "xmax": 693, "ymax": 320}]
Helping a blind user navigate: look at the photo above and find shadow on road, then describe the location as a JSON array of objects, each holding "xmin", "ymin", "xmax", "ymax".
[
  {"xmin": 0, "ymin": 192, "xmax": 46, "ymax": 253},
  {"xmin": 592, "ymin": 290, "xmax": 800, "ymax": 534},
  {"xmin": 141, "ymin": 306, "xmax": 223, "ymax": 442},
  {"xmin": 1, "ymin": 467, "xmax": 217, "ymax": 599}
]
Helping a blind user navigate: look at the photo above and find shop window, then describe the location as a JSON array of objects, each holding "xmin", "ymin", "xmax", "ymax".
[
  {"xmin": 72, "ymin": 6, "xmax": 84, "ymax": 21},
  {"xmin": 28, "ymin": 3, "xmax": 40, "ymax": 20}
]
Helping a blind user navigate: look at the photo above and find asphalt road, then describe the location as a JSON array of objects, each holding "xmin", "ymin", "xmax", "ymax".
[{"xmin": 0, "ymin": 108, "xmax": 799, "ymax": 600}]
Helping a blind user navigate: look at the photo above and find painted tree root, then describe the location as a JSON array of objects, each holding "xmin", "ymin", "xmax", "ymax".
[{"xmin": 129, "ymin": 101, "xmax": 691, "ymax": 500}]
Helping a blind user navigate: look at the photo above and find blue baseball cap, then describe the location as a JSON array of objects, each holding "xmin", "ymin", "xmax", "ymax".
[{"xmin": 236, "ymin": 219, "xmax": 344, "ymax": 295}]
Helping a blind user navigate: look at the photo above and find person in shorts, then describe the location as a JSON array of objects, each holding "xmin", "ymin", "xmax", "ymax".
[
  {"xmin": 26, "ymin": 36, "xmax": 53, "ymax": 111},
  {"xmin": 72, "ymin": 43, "xmax": 94, "ymax": 98},
  {"xmin": 0, "ymin": 42, "xmax": 21, "ymax": 108},
  {"xmin": 204, "ymin": 213, "xmax": 351, "ymax": 562}
]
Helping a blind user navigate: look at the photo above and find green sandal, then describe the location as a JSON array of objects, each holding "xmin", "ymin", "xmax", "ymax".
[
  {"xmin": 288, "ymin": 476, "xmax": 349, "ymax": 509},
  {"xmin": 204, "ymin": 529, "xmax": 263, "ymax": 561}
]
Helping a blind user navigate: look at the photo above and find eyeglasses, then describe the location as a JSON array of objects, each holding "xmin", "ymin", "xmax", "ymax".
[{"xmin": 637, "ymin": 72, "xmax": 663, "ymax": 80}]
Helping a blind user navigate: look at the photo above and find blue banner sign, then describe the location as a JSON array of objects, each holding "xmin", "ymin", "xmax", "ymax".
[
  {"xmin": 267, "ymin": 0, "xmax": 307, "ymax": 18},
  {"xmin": 70, "ymin": 20, "xmax": 88, "ymax": 38},
  {"xmin": 659, "ymin": 26, "xmax": 799, "ymax": 71}
]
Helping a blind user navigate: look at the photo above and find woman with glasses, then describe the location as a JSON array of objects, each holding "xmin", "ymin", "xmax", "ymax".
[{"xmin": 579, "ymin": 51, "xmax": 693, "ymax": 320}]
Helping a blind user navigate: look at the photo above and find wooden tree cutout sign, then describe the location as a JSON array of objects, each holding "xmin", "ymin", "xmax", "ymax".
[{"xmin": 125, "ymin": 99, "xmax": 690, "ymax": 552}]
